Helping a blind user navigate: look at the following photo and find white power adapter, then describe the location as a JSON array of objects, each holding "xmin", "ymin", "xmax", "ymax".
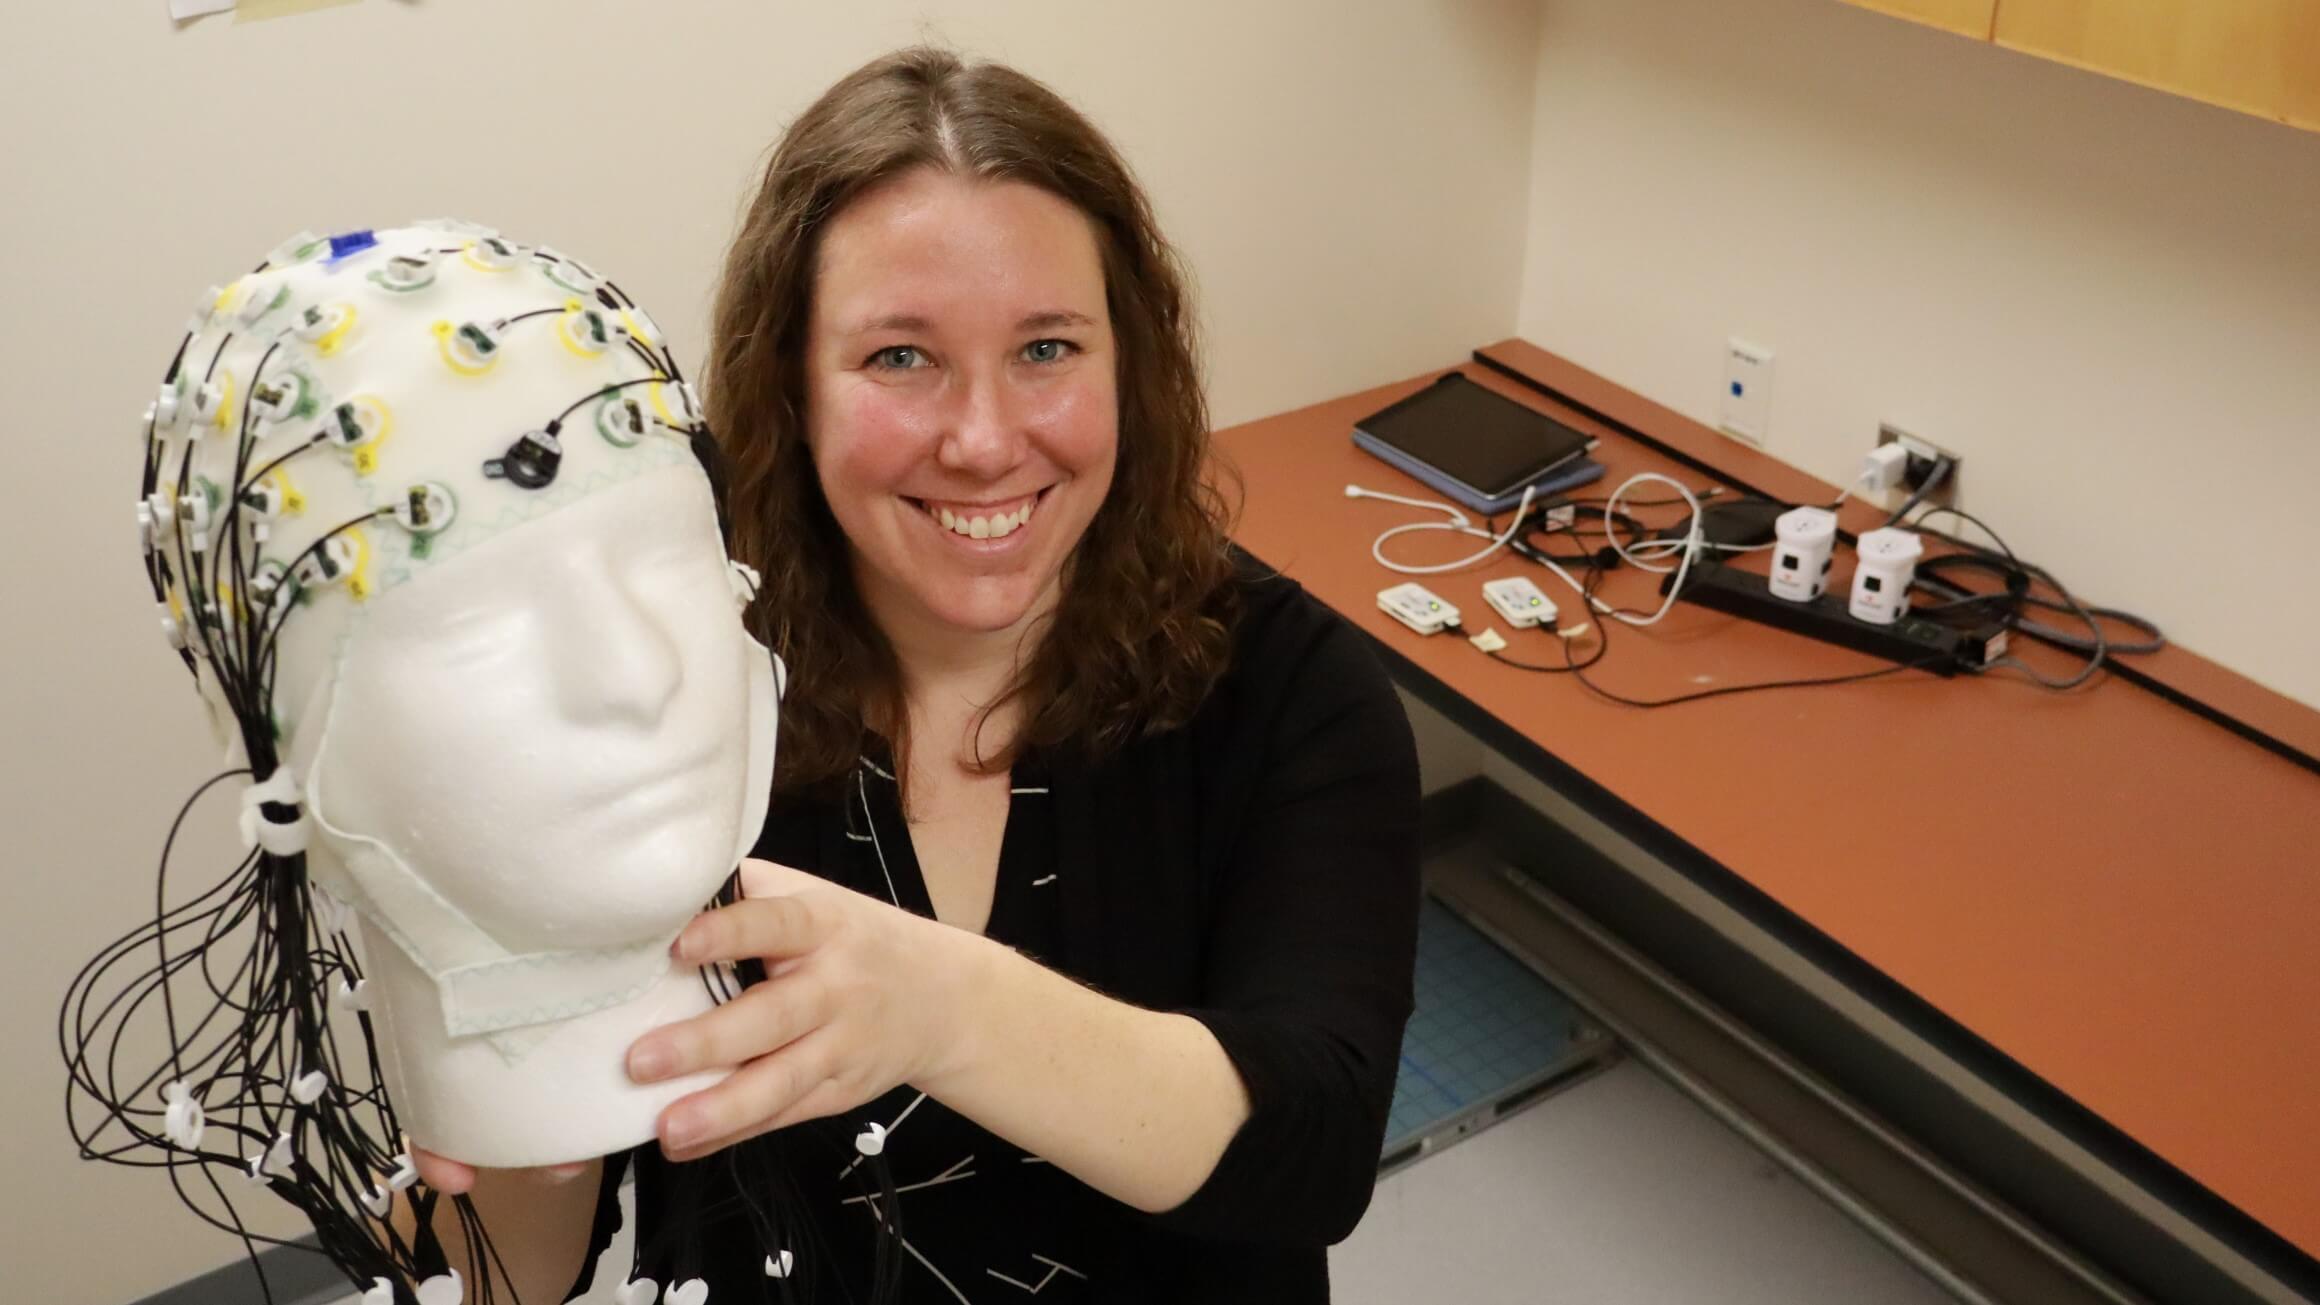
[
  {"xmin": 1859, "ymin": 442, "xmax": 1910, "ymax": 495},
  {"xmin": 1481, "ymin": 576, "xmax": 1558, "ymax": 629},
  {"xmin": 1850, "ymin": 527, "xmax": 1924, "ymax": 625},
  {"xmin": 1378, "ymin": 582, "xmax": 1459, "ymax": 635},
  {"xmin": 1770, "ymin": 506, "xmax": 1838, "ymax": 602}
]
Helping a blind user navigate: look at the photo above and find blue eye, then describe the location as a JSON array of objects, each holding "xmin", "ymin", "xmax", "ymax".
[
  {"xmin": 1023, "ymin": 339, "xmax": 1076, "ymax": 364},
  {"xmin": 868, "ymin": 346, "xmax": 924, "ymax": 370}
]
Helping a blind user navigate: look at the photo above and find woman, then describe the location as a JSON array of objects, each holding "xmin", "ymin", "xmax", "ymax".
[{"xmin": 430, "ymin": 47, "xmax": 1420, "ymax": 1303}]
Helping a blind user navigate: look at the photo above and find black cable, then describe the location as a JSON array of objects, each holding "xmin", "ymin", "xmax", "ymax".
[
  {"xmin": 543, "ymin": 373, "xmax": 671, "ymax": 434},
  {"xmin": 1881, "ymin": 454, "xmax": 1955, "ymax": 527},
  {"xmin": 1489, "ymin": 540, "xmax": 1952, "ymax": 706},
  {"xmin": 1572, "ymin": 649, "xmax": 1943, "ymax": 708}
]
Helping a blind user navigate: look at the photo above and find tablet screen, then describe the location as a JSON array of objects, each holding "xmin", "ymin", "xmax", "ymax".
[{"xmin": 1354, "ymin": 375, "xmax": 1595, "ymax": 496}]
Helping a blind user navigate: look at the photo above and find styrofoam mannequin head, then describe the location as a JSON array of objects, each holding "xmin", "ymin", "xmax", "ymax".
[{"xmin": 141, "ymin": 222, "xmax": 775, "ymax": 1165}]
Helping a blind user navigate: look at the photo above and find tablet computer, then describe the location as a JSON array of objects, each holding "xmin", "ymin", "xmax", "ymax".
[{"xmin": 1351, "ymin": 373, "xmax": 1600, "ymax": 516}]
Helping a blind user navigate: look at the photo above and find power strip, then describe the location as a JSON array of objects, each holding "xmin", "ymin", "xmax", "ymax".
[{"xmin": 1663, "ymin": 560, "xmax": 2004, "ymax": 674}]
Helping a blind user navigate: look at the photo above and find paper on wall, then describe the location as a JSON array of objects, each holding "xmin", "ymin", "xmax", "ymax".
[{"xmin": 237, "ymin": 0, "xmax": 362, "ymax": 19}]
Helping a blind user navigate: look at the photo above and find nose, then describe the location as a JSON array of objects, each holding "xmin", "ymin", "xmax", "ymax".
[
  {"xmin": 936, "ymin": 368, "xmax": 1028, "ymax": 480},
  {"xmin": 546, "ymin": 560, "xmax": 684, "ymax": 727}
]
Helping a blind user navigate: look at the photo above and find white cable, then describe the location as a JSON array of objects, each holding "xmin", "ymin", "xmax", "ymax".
[
  {"xmin": 1601, "ymin": 473, "xmax": 1703, "ymax": 626},
  {"xmin": 1352, "ymin": 484, "xmax": 1536, "ymax": 576},
  {"xmin": 1521, "ymin": 472, "xmax": 1706, "ymax": 629}
]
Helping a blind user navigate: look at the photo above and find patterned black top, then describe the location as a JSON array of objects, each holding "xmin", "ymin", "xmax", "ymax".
[
  {"xmin": 581, "ymin": 570, "xmax": 1425, "ymax": 1305},
  {"xmin": 595, "ymin": 747, "xmax": 1093, "ymax": 1304}
]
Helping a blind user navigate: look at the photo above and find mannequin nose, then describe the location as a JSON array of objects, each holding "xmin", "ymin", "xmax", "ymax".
[
  {"xmin": 549, "ymin": 569, "xmax": 684, "ymax": 726},
  {"xmin": 937, "ymin": 375, "xmax": 1027, "ymax": 479}
]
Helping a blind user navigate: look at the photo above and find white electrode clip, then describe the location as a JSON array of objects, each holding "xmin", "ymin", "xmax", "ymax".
[
  {"xmin": 238, "ymin": 767, "xmax": 310, "ymax": 856},
  {"xmin": 1377, "ymin": 582, "xmax": 1459, "ymax": 635},
  {"xmin": 161, "ymin": 1080, "xmax": 206, "ymax": 1150}
]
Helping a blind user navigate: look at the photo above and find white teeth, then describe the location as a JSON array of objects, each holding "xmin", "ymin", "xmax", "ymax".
[{"xmin": 924, "ymin": 497, "xmax": 1036, "ymax": 539}]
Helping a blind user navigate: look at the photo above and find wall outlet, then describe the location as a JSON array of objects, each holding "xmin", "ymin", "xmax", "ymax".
[
  {"xmin": 1875, "ymin": 424, "xmax": 1960, "ymax": 508},
  {"xmin": 1720, "ymin": 337, "xmax": 1774, "ymax": 446}
]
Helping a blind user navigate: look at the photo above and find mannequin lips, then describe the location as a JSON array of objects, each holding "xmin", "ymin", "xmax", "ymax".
[{"xmin": 585, "ymin": 741, "xmax": 726, "ymax": 814}]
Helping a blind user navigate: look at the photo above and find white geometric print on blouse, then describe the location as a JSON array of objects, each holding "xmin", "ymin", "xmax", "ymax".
[
  {"xmin": 841, "ymin": 1154, "xmax": 978, "ymax": 1210},
  {"xmin": 986, "ymin": 1255, "xmax": 1088, "ymax": 1295},
  {"xmin": 843, "ymin": 1154, "xmax": 978, "ymax": 1304}
]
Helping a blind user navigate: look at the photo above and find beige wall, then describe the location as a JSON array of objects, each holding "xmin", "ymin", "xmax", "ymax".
[
  {"xmin": 0, "ymin": 3, "xmax": 1541, "ymax": 1299},
  {"xmin": 1518, "ymin": 0, "xmax": 2320, "ymax": 710}
]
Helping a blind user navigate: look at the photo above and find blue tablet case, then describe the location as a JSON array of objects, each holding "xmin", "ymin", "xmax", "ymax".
[{"xmin": 1353, "ymin": 430, "xmax": 1607, "ymax": 516}]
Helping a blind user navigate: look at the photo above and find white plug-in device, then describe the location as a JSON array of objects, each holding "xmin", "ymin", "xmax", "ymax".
[
  {"xmin": 1769, "ymin": 505, "xmax": 1838, "ymax": 602},
  {"xmin": 1850, "ymin": 526, "xmax": 1924, "ymax": 625},
  {"xmin": 1378, "ymin": 582, "xmax": 1459, "ymax": 635},
  {"xmin": 1481, "ymin": 576, "xmax": 1558, "ymax": 629}
]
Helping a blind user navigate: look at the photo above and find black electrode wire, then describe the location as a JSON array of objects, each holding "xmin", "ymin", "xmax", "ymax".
[
  {"xmin": 544, "ymin": 373, "xmax": 673, "ymax": 434},
  {"xmin": 226, "ymin": 342, "xmax": 287, "ymax": 679},
  {"xmin": 177, "ymin": 1159, "xmax": 280, "ymax": 1305}
]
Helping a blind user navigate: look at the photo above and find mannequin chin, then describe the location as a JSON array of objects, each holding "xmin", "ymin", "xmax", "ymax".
[
  {"xmin": 354, "ymin": 912, "xmax": 728, "ymax": 1168},
  {"xmin": 293, "ymin": 467, "xmax": 775, "ymax": 1167}
]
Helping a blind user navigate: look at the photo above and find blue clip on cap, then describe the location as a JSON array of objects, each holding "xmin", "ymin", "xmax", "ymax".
[{"xmin": 327, "ymin": 230, "xmax": 378, "ymax": 261}]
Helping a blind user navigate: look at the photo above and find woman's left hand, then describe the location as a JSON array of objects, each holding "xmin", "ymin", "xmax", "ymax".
[{"xmin": 624, "ymin": 857, "xmax": 985, "ymax": 1162}]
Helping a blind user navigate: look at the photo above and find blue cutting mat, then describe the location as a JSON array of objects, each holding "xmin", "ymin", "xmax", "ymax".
[{"xmin": 1384, "ymin": 894, "xmax": 1605, "ymax": 1167}]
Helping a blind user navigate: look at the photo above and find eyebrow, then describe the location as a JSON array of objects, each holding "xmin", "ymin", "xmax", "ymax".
[{"xmin": 849, "ymin": 310, "xmax": 1097, "ymax": 335}]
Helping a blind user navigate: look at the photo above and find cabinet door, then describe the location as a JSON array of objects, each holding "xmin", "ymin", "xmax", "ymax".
[
  {"xmin": 1994, "ymin": 0, "xmax": 2320, "ymax": 130},
  {"xmin": 1840, "ymin": 0, "xmax": 1997, "ymax": 40}
]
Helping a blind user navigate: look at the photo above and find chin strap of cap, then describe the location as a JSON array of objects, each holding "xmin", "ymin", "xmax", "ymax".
[{"xmin": 239, "ymin": 767, "xmax": 311, "ymax": 856}]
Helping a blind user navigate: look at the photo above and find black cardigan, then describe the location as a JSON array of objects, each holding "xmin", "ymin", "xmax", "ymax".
[{"xmin": 588, "ymin": 570, "xmax": 1421, "ymax": 1302}]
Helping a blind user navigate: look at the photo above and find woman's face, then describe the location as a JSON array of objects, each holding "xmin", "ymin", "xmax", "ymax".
[{"xmin": 805, "ymin": 167, "xmax": 1119, "ymax": 641}]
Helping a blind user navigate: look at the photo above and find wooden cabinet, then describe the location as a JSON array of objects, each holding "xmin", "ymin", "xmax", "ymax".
[
  {"xmin": 1844, "ymin": 0, "xmax": 2320, "ymax": 132},
  {"xmin": 1993, "ymin": 0, "xmax": 2320, "ymax": 131},
  {"xmin": 1839, "ymin": 0, "xmax": 1995, "ymax": 41}
]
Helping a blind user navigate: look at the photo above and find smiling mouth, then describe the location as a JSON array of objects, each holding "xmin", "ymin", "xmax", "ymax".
[{"xmin": 906, "ymin": 488, "xmax": 1049, "ymax": 541}]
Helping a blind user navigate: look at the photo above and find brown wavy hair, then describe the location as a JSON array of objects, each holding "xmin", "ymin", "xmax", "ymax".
[{"xmin": 707, "ymin": 47, "xmax": 1240, "ymax": 800}]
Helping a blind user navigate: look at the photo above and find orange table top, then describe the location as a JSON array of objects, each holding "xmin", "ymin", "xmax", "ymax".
[{"xmin": 1214, "ymin": 340, "xmax": 2320, "ymax": 1261}]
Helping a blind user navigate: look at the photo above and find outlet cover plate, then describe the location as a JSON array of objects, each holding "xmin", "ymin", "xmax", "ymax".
[{"xmin": 1720, "ymin": 338, "xmax": 1774, "ymax": 446}]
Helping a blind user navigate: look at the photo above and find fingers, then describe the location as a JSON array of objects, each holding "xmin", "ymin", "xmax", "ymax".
[
  {"xmin": 407, "ymin": 1148, "xmax": 589, "ymax": 1196},
  {"xmin": 657, "ymin": 1030, "xmax": 841, "ymax": 1163},
  {"xmin": 411, "ymin": 1148, "xmax": 475, "ymax": 1196},
  {"xmin": 674, "ymin": 888, "xmax": 827, "ymax": 966},
  {"xmin": 627, "ymin": 971, "xmax": 830, "ymax": 1085},
  {"xmin": 737, "ymin": 856, "xmax": 816, "ymax": 898}
]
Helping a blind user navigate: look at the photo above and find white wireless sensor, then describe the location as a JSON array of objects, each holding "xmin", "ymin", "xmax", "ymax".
[
  {"xmin": 1850, "ymin": 527, "xmax": 1924, "ymax": 625},
  {"xmin": 1481, "ymin": 576, "xmax": 1558, "ymax": 629},
  {"xmin": 1377, "ymin": 582, "xmax": 1459, "ymax": 635},
  {"xmin": 1770, "ymin": 506, "xmax": 1838, "ymax": 603}
]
